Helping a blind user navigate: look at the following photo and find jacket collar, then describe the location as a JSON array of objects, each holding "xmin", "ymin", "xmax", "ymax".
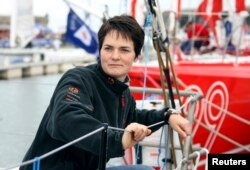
[{"xmin": 96, "ymin": 63, "xmax": 129, "ymax": 94}]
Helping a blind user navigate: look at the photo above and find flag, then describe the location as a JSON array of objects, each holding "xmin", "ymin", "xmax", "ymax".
[{"xmin": 65, "ymin": 9, "xmax": 98, "ymax": 55}]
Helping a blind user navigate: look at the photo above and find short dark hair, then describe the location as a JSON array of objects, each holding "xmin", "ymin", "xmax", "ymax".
[{"xmin": 98, "ymin": 15, "xmax": 145, "ymax": 58}]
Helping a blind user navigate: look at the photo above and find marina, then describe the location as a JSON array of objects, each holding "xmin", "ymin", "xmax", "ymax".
[
  {"xmin": 0, "ymin": 49, "xmax": 96, "ymax": 79},
  {"xmin": 0, "ymin": 0, "xmax": 250, "ymax": 169}
]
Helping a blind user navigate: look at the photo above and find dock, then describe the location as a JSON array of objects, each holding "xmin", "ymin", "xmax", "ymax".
[{"xmin": 0, "ymin": 48, "xmax": 96, "ymax": 79}]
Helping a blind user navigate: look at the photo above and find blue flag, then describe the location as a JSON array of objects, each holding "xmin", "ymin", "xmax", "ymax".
[{"xmin": 65, "ymin": 9, "xmax": 98, "ymax": 55}]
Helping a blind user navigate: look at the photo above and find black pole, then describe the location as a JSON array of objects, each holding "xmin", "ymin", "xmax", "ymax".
[
  {"xmin": 98, "ymin": 123, "xmax": 108, "ymax": 170},
  {"xmin": 164, "ymin": 68, "xmax": 176, "ymax": 109},
  {"xmin": 153, "ymin": 34, "xmax": 176, "ymax": 109}
]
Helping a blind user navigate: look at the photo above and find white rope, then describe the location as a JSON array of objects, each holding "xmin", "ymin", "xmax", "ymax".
[
  {"xmin": 176, "ymin": 95, "xmax": 195, "ymax": 113},
  {"xmin": 177, "ymin": 78, "xmax": 250, "ymax": 126},
  {"xmin": 193, "ymin": 151, "xmax": 201, "ymax": 170},
  {"xmin": 175, "ymin": 79, "xmax": 250, "ymax": 152},
  {"xmin": 202, "ymin": 148, "xmax": 209, "ymax": 170},
  {"xmin": 191, "ymin": 148, "xmax": 209, "ymax": 170},
  {"xmin": 203, "ymin": 99, "xmax": 250, "ymax": 126},
  {"xmin": 174, "ymin": 147, "xmax": 209, "ymax": 170},
  {"xmin": 195, "ymin": 119, "xmax": 250, "ymax": 152}
]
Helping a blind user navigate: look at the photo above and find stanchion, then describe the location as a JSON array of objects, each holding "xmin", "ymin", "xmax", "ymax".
[{"xmin": 98, "ymin": 123, "xmax": 108, "ymax": 170}]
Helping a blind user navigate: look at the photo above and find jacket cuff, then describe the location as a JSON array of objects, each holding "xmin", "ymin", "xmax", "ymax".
[{"xmin": 164, "ymin": 108, "xmax": 178, "ymax": 124}]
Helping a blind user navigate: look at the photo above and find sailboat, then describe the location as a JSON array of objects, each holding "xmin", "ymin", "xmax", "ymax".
[{"xmin": 127, "ymin": 0, "xmax": 250, "ymax": 169}]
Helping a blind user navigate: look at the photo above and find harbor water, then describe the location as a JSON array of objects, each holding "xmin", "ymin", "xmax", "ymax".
[{"xmin": 0, "ymin": 74, "xmax": 63, "ymax": 168}]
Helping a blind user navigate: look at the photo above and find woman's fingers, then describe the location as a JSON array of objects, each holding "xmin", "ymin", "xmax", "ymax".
[
  {"xmin": 168, "ymin": 114, "xmax": 192, "ymax": 140},
  {"xmin": 125, "ymin": 123, "xmax": 151, "ymax": 142},
  {"xmin": 133, "ymin": 127, "xmax": 151, "ymax": 141}
]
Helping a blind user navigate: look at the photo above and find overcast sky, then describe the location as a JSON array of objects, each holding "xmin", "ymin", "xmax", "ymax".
[
  {"xmin": 32, "ymin": 0, "xmax": 204, "ymax": 32},
  {"xmin": 1, "ymin": 0, "xmax": 249, "ymax": 32},
  {"xmin": 34, "ymin": 0, "xmax": 130, "ymax": 32},
  {"xmin": 33, "ymin": 0, "xmax": 250, "ymax": 32}
]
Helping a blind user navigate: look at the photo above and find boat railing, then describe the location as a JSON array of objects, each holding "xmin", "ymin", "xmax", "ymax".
[
  {"xmin": 129, "ymin": 86, "xmax": 208, "ymax": 170},
  {"xmin": 163, "ymin": 10, "xmax": 250, "ymax": 63}
]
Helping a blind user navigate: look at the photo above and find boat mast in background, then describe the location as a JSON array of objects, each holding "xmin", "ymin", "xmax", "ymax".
[{"xmin": 10, "ymin": 0, "xmax": 35, "ymax": 48}]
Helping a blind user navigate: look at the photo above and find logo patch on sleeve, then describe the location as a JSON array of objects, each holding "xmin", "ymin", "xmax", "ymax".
[
  {"xmin": 68, "ymin": 87, "xmax": 80, "ymax": 93},
  {"xmin": 65, "ymin": 87, "xmax": 81, "ymax": 102}
]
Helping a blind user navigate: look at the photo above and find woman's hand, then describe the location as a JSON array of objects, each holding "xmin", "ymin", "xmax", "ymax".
[
  {"xmin": 122, "ymin": 123, "xmax": 151, "ymax": 150},
  {"xmin": 168, "ymin": 114, "xmax": 192, "ymax": 140}
]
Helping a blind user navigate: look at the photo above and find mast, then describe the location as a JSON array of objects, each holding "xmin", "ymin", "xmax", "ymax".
[
  {"xmin": 9, "ymin": 0, "xmax": 16, "ymax": 47},
  {"xmin": 14, "ymin": 0, "xmax": 35, "ymax": 48}
]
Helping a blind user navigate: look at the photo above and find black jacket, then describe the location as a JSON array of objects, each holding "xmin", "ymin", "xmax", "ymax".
[{"xmin": 20, "ymin": 63, "xmax": 166, "ymax": 170}]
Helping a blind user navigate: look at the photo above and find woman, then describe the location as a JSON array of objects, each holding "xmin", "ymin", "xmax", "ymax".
[{"xmin": 20, "ymin": 15, "xmax": 191, "ymax": 170}]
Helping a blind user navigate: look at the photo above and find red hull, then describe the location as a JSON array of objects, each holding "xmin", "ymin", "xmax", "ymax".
[{"xmin": 129, "ymin": 62, "xmax": 250, "ymax": 154}]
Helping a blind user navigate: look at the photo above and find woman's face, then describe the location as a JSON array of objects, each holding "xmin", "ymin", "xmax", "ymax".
[{"xmin": 100, "ymin": 31, "xmax": 137, "ymax": 82}]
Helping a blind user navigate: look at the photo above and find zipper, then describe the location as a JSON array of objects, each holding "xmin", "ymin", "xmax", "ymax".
[
  {"xmin": 121, "ymin": 95, "xmax": 125, "ymax": 108},
  {"xmin": 120, "ymin": 94, "xmax": 126, "ymax": 127}
]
